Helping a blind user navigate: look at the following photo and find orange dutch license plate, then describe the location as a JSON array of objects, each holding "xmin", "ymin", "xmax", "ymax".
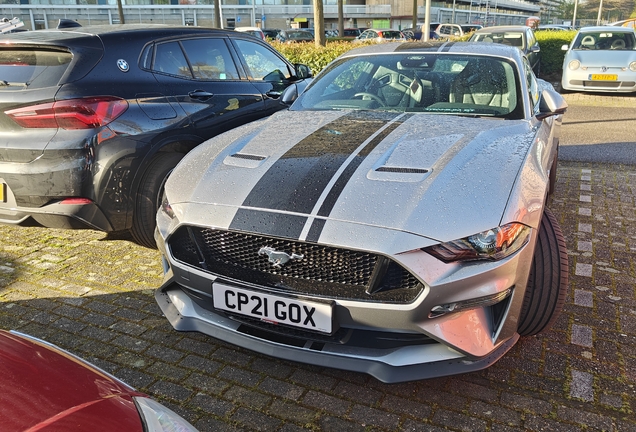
[{"xmin": 590, "ymin": 74, "xmax": 618, "ymax": 81}]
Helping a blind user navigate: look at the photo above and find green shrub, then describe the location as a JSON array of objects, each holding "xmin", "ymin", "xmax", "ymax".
[
  {"xmin": 270, "ymin": 40, "xmax": 356, "ymax": 76},
  {"xmin": 535, "ymin": 30, "xmax": 577, "ymax": 77}
]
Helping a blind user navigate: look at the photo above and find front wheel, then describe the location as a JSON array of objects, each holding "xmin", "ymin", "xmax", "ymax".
[
  {"xmin": 131, "ymin": 152, "xmax": 184, "ymax": 249},
  {"xmin": 517, "ymin": 207, "xmax": 569, "ymax": 336}
]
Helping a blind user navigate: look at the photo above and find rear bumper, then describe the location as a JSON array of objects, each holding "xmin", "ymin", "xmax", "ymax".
[{"xmin": 0, "ymin": 179, "xmax": 112, "ymax": 230}]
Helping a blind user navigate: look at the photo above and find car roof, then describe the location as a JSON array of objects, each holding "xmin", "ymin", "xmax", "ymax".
[
  {"xmin": 474, "ymin": 25, "xmax": 531, "ymax": 33},
  {"xmin": 577, "ymin": 25, "xmax": 635, "ymax": 33},
  {"xmin": 0, "ymin": 24, "xmax": 235, "ymax": 44},
  {"xmin": 234, "ymin": 26, "xmax": 263, "ymax": 32}
]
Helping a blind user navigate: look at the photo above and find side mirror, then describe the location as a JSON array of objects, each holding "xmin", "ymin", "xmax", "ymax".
[
  {"xmin": 295, "ymin": 63, "xmax": 313, "ymax": 79},
  {"xmin": 537, "ymin": 88, "xmax": 568, "ymax": 120},
  {"xmin": 561, "ymin": 44, "xmax": 569, "ymax": 51},
  {"xmin": 280, "ymin": 84, "xmax": 298, "ymax": 105},
  {"xmin": 531, "ymin": 44, "xmax": 540, "ymax": 53}
]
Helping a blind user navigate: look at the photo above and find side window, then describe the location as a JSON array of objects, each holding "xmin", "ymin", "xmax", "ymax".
[
  {"xmin": 234, "ymin": 39, "xmax": 291, "ymax": 81},
  {"xmin": 525, "ymin": 59, "xmax": 540, "ymax": 110},
  {"xmin": 180, "ymin": 38, "xmax": 239, "ymax": 80},
  {"xmin": 153, "ymin": 42, "xmax": 192, "ymax": 78}
]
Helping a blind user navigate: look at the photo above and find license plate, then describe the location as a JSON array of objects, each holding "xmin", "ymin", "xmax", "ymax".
[
  {"xmin": 212, "ymin": 283, "xmax": 333, "ymax": 334},
  {"xmin": 0, "ymin": 183, "xmax": 5, "ymax": 203},
  {"xmin": 589, "ymin": 74, "xmax": 618, "ymax": 81}
]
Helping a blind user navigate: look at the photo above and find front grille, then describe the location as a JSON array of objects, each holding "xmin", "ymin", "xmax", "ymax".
[{"xmin": 168, "ymin": 226, "xmax": 424, "ymax": 303}]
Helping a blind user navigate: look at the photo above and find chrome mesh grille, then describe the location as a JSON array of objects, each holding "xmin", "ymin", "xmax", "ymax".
[{"xmin": 168, "ymin": 226, "xmax": 423, "ymax": 303}]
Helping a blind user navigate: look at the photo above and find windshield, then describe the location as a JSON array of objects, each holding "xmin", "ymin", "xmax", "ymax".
[
  {"xmin": 294, "ymin": 53, "xmax": 523, "ymax": 119},
  {"xmin": 470, "ymin": 32, "xmax": 525, "ymax": 48},
  {"xmin": 572, "ymin": 31, "xmax": 636, "ymax": 50}
]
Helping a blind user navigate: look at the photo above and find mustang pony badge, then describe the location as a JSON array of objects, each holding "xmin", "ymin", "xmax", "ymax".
[{"xmin": 258, "ymin": 247, "xmax": 304, "ymax": 267}]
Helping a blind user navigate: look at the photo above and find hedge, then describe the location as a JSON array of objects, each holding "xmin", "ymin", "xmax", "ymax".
[{"xmin": 271, "ymin": 31, "xmax": 578, "ymax": 79}]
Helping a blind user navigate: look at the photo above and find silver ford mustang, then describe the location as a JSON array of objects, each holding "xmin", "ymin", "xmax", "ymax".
[{"xmin": 154, "ymin": 42, "xmax": 569, "ymax": 383}]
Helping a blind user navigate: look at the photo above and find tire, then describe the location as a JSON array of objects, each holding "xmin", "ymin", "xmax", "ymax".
[
  {"xmin": 131, "ymin": 152, "xmax": 184, "ymax": 249},
  {"xmin": 518, "ymin": 207, "xmax": 569, "ymax": 336}
]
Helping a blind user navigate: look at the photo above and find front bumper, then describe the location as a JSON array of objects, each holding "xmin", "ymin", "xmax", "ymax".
[
  {"xmin": 154, "ymin": 217, "xmax": 536, "ymax": 382},
  {"xmin": 562, "ymin": 69, "xmax": 636, "ymax": 92},
  {"xmin": 156, "ymin": 279, "xmax": 520, "ymax": 383}
]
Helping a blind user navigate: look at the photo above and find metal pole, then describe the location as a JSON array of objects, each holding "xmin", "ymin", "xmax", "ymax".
[
  {"xmin": 596, "ymin": 0, "xmax": 603, "ymax": 25},
  {"xmin": 424, "ymin": 0, "xmax": 431, "ymax": 41},
  {"xmin": 452, "ymin": 0, "xmax": 456, "ymax": 23},
  {"xmin": 572, "ymin": 0, "xmax": 578, "ymax": 28}
]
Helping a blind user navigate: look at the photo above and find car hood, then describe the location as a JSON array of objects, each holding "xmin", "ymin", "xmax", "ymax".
[
  {"xmin": 0, "ymin": 331, "xmax": 144, "ymax": 432},
  {"xmin": 567, "ymin": 48, "xmax": 636, "ymax": 64},
  {"xmin": 166, "ymin": 110, "xmax": 536, "ymax": 245}
]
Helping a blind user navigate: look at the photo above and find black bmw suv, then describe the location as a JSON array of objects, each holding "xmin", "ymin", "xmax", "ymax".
[{"xmin": 0, "ymin": 24, "xmax": 311, "ymax": 247}]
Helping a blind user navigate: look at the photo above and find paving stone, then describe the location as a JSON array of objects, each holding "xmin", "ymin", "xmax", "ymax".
[
  {"xmin": 302, "ymin": 390, "xmax": 350, "ymax": 416},
  {"xmin": 570, "ymin": 370, "xmax": 594, "ymax": 402}
]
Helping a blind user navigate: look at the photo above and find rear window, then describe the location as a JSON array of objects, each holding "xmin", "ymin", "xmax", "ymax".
[
  {"xmin": 380, "ymin": 31, "xmax": 403, "ymax": 39},
  {"xmin": 0, "ymin": 49, "xmax": 72, "ymax": 89}
]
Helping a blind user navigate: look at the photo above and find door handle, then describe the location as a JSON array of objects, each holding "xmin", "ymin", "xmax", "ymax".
[
  {"xmin": 265, "ymin": 91, "xmax": 282, "ymax": 99},
  {"xmin": 188, "ymin": 90, "xmax": 214, "ymax": 99}
]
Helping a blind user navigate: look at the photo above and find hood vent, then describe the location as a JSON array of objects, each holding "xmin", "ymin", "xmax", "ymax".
[{"xmin": 375, "ymin": 166, "xmax": 429, "ymax": 174}]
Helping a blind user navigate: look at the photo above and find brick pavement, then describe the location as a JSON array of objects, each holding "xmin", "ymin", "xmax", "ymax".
[{"xmin": 0, "ymin": 100, "xmax": 635, "ymax": 431}]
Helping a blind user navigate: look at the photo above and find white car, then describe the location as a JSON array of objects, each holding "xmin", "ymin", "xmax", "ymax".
[
  {"xmin": 561, "ymin": 26, "xmax": 636, "ymax": 93},
  {"xmin": 234, "ymin": 26, "xmax": 266, "ymax": 41}
]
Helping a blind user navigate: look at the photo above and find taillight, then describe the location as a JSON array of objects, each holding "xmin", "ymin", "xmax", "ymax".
[{"xmin": 5, "ymin": 96, "xmax": 128, "ymax": 129}]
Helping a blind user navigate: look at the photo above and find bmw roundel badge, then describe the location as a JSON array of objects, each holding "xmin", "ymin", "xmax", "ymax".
[{"xmin": 117, "ymin": 59, "xmax": 129, "ymax": 72}]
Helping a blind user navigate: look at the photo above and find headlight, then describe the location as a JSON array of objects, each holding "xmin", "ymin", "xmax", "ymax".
[
  {"xmin": 134, "ymin": 397, "xmax": 198, "ymax": 432},
  {"xmin": 160, "ymin": 190, "xmax": 175, "ymax": 219},
  {"xmin": 423, "ymin": 223, "xmax": 531, "ymax": 263},
  {"xmin": 630, "ymin": 61, "xmax": 636, "ymax": 72},
  {"xmin": 568, "ymin": 60, "xmax": 581, "ymax": 70}
]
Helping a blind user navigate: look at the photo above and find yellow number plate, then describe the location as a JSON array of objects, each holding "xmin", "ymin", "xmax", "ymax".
[
  {"xmin": 0, "ymin": 183, "xmax": 5, "ymax": 203},
  {"xmin": 590, "ymin": 74, "xmax": 618, "ymax": 81}
]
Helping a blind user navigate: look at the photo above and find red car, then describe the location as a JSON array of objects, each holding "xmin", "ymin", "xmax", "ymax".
[{"xmin": 0, "ymin": 330, "xmax": 197, "ymax": 431}]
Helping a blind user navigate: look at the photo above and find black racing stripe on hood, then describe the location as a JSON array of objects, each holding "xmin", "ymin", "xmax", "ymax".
[
  {"xmin": 440, "ymin": 42, "xmax": 456, "ymax": 52},
  {"xmin": 303, "ymin": 114, "xmax": 414, "ymax": 243},
  {"xmin": 230, "ymin": 111, "xmax": 401, "ymax": 239},
  {"xmin": 229, "ymin": 210, "xmax": 307, "ymax": 239}
]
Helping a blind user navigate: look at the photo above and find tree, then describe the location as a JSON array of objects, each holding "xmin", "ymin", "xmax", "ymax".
[
  {"xmin": 338, "ymin": 0, "xmax": 344, "ymax": 38},
  {"xmin": 412, "ymin": 0, "xmax": 418, "ymax": 29},
  {"xmin": 117, "ymin": 0, "xmax": 125, "ymax": 24},
  {"xmin": 314, "ymin": 0, "xmax": 326, "ymax": 47},
  {"xmin": 214, "ymin": 0, "xmax": 221, "ymax": 29}
]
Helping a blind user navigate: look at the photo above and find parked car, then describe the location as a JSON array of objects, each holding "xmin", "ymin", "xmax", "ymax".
[
  {"xmin": 402, "ymin": 23, "xmax": 441, "ymax": 40},
  {"xmin": 469, "ymin": 25, "xmax": 541, "ymax": 75},
  {"xmin": 234, "ymin": 26, "xmax": 266, "ymax": 40},
  {"xmin": 435, "ymin": 23, "xmax": 481, "ymax": 39},
  {"xmin": 0, "ymin": 24, "xmax": 311, "ymax": 248},
  {"xmin": 354, "ymin": 28, "xmax": 406, "ymax": 43},
  {"xmin": 537, "ymin": 24, "xmax": 574, "ymax": 31},
  {"xmin": 262, "ymin": 28, "xmax": 281, "ymax": 39},
  {"xmin": 342, "ymin": 28, "xmax": 363, "ymax": 39},
  {"xmin": 276, "ymin": 29, "xmax": 314, "ymax": 43},
  {"xmin": 611, "ymin": 18, "xmax": 636, "ymax": 29},
  {"xmin": 561, "ymin": 26, "xmax": 636, "ymax": 93},
  {"xmin": 0, "ymin": 330, "xmax": 197, "ymax": 431},
  {"xmin": 155, "ymin": 42, "xmax": 569, "ymax": 383}
]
